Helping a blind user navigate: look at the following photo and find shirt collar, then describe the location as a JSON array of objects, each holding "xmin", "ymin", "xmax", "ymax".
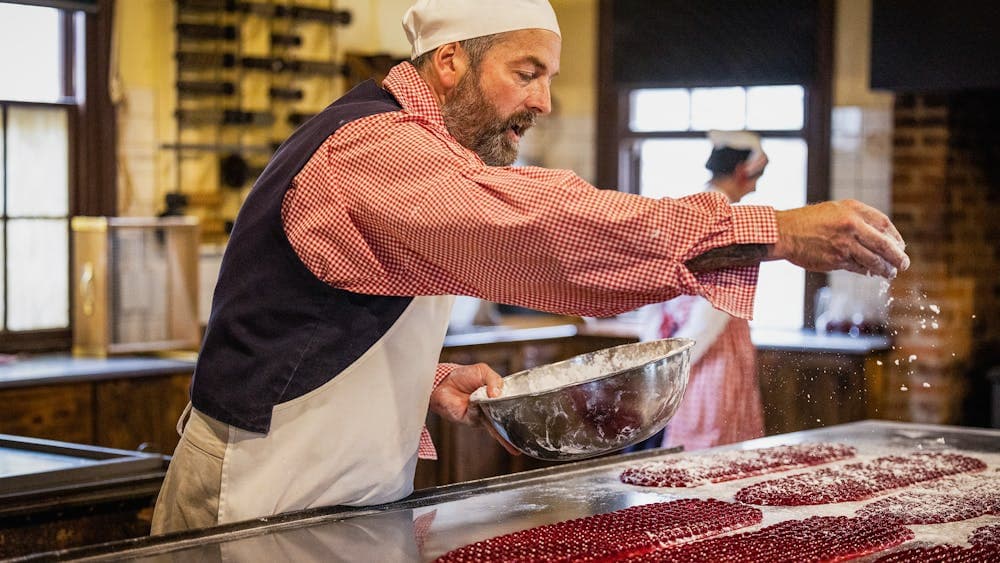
[{"xmin": 382, "ymin": 62, "xmax": 446, "ymax": 128}]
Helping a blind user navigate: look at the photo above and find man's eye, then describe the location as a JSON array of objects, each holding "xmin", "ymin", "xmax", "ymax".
[{"xmin": 516, "ymin": 72, "xmax": 534, "ymax": 82}]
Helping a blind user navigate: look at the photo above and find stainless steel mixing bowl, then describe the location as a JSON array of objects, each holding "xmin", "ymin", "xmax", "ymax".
[{"xmin": 471, "ymin": 338, "xmax": 694, "ymax": 461}]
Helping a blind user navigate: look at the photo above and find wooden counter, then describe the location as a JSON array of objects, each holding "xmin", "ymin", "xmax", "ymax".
[{"xmin": 0, "ymin": 356, "xmax": 197, "ymax": 455}]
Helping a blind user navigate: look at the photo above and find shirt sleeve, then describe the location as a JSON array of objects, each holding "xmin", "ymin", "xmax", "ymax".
[
  {"xmin": 283, "ymin": 115, "xmax": 778, "ymax": 320},
  {"xmin": 417, "ymin": 363, "xmax": 461, "ymax": 460}
]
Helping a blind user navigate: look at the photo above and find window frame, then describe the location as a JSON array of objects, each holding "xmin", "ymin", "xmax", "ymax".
[
  {"xmin": 0, "ymin": 2, "xmax": 115, "ymax": 353},
  {"xmin": 596, "ymin": 0, "xmax": 832, "ymax": 329}
]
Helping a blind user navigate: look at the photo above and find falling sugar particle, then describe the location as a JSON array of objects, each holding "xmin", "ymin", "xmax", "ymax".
[
  {"xmin": 922, "ymin": 382, "xmax": 931, "ymax": 388},
  {"xmin": 876, "ymin": 360, "xmax": 884, "ymax": 366},
  {"xmin": 900, "ymin": 385, "xmax": 909, "ymax": 391},
  {"xmin": 929, "ymin": 304, "xmax": 940, "ymax": 314},
  {"xmin": 816, "ymin": 418, "xmax": 821, "ymax": 423},
  {"xmin": 932, "ymin": 322, "xmax": 939, "ymax": 329},
  {"xmin": 894, "ymin": 359, "xmax": 901, "ymax": 365},
  {"xmin": 908, "ymin": 354, "xmax": 917, "ymax": 362}
]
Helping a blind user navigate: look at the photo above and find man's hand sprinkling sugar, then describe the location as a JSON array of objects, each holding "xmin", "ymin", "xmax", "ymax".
[
  {"xmin": 769, "ymin": 199, "xmax": 910, "ymax": 278},
  {"xmin": 685, "ymin": 199, "xmax": 910, "ymax": 279}
]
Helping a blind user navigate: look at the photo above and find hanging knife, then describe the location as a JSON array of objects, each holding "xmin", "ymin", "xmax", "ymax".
[
  {"xmin": 269, "ymin": 86, "xmax": 304, "ymax": 101},
  {"xmin": 287, "ymin": 112, "xmax": 314, "ymax": 127},
  {"xmin": 175, "ymin": 0, "xmax": 270, "ymax": 17},
  {"xmin": 177, "ymin": 80, "xmax": 237, "ymax": 97},
  {"xmin": 176, "ymin": 108, "xmax": 275, "ymax": 127},
  {"xmin": 176, "ymin": 0, "xmax": 351, "ymax": 25},
  {"xmin": 276, "ymin": 5, "xmax": 352, "ymax": 25},
  {"xmin": 270, "ymin": 32, "xmax": 302, "ymax": 48},
  {"xmin": 241, "ymin": 56, "xmax": 347, "ymax": 76},
  {"xmin": 176, "ymin": 51, "xmax": 239, "ymax": 69},
  {"xmin": 176, "ymin": 22, "xmax": 239, "ymax": 41}
]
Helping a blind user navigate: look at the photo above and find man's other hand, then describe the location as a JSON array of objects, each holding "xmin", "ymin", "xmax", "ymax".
[{"xmin": 429, "ymin": 363, "xmax": 521, "ymax": 455}]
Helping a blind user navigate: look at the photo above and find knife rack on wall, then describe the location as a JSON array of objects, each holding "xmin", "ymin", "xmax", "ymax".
[{"xmin": 167, "ymin": 0, "xmax": 352, "ymax": 244}]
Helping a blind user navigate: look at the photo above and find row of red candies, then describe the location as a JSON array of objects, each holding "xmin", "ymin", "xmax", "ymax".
[
  {"xmin": 620, "ymin": 443, "xmax": 856, "ymax": 488},
  {"xmin": 433, "ymin": 499, "xmax": 762, "ymax": 562},
  {"xmin": 620, "ymin": 516, "xmax": 913, "ymax": 562},
  {"xmin": 873, "ymin": 523, "xmax": 1000, "ymax": 562},
  {"xmin": 735, "ymin": 453, "xmax": 986, "ymax": 505}
]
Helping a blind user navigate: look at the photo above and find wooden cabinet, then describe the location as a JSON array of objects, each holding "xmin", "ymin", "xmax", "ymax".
[
  {"xmin": 0, "ymin": 370, "xmax": 193, "ymax": 455},
  {"xmin": 93, "ymin": 374, "xmax": 192, "ymax": 452},
  {"xmin": 0, "ymin": 384, "xmax": 94, "ymax": 444},
  {"xmin": 756, "ymin": 348, "xmax": 887, "ymax": 435}
]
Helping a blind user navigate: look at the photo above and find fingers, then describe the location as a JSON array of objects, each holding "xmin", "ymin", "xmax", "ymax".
[
  {"xmin": 845, "ymin": 245, "xmax": 896, "ymax": 278},
  {"xmin": 850, "ymin": 207, "xmax": 910, "ymax": 276},
  {"xmin": 484, "ymin": 370, "xmax": 504, "ymax": 398},
  {"xmin": 471, "ymin": 363, "xmax": 504, "ymax": 398}
]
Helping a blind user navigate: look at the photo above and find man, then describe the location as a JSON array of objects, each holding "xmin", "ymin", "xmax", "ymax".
[{"xmin": 152, "ymin": 0, "xmax": 909, "ymax": 533}]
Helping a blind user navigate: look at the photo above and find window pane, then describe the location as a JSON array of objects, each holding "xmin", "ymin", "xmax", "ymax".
[
  {"xmin": 7, "ymin": 105, "xmax": 69, "ymax": 217},
  {"xmin": 0, "ymin": 4, "xmax": 62, "ymax": 102},
  {"xmin": 629, "ymin": 89, "xmax": 690, "ymax": 132},
  {"xmin": 690, "ymin": 87, "xmax": 745, "ymax": 130},
  {"xmin": 638, "ymin": 139, "xmax": 713, "ymax": 199},
  {"xmin": 741, "ymin": 138, "xmax": 808, "ymax": 210},
  {"xmin": 746, "ymin": 86, "xmax": 804, "ymax": 130},
  {"xmin": 7, "ymin": 219, "xmax": 68, "ymax": 330},
  {"xmin": 744, "ymin": 137, "xmax": 808, "ymax": 330},
  {"xmin": 752, "ymin": 261, "xmax": 805, "ymax": 330}
]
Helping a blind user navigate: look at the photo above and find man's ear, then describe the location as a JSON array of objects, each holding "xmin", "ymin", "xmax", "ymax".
[{"xmin": 432, "ymin": 42, "xmax": 468, "ymax": 91}]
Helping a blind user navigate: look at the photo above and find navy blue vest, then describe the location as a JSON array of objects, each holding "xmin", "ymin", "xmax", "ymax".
[{"xmin": 191, "ymin": 80, "xmax": 413, "ymax": 433}]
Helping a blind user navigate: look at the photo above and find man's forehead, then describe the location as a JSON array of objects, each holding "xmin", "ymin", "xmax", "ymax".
[{"xmin": 486, "ymin": 30, "xmax": 561, "ymax": 74}]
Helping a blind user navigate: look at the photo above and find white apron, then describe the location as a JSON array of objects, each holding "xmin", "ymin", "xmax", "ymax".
[{"xmin": 217, "ymin": 295, "xmax": 454, "ymax": 524}]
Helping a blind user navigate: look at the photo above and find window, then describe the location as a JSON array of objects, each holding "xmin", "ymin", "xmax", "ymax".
[
  {"xmin": 0, "ymin": 3, "xmax": 82, "ymax": 350},
  {"xmin": 626, "ymin": 85, "xmax": 808, "ymax": 330}
]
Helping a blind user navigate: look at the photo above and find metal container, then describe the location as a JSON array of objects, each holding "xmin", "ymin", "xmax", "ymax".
[{"xmin": 472, "ymin": 338, "xmax": 693, "ymax": 461}]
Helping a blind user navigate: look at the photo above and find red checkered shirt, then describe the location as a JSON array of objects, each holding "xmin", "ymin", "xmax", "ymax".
[{"xmin": 281, "ymin": 62, "xmax": 778, "ymax": 459}]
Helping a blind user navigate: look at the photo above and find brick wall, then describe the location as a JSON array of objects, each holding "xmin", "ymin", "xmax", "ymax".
[{"xmin": 887, "ymin": 93, "xmax": 1000, "ymax": 426}]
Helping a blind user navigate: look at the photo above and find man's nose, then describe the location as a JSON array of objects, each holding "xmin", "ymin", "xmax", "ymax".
[{"xmin": 527, "ymin": 81, "xmax": 552, "ymax": 115}]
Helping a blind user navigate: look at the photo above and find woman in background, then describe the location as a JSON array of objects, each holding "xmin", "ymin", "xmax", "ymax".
[{"xmin": 645, "ymin": 130, "xmax": 769, "ymax": 450}]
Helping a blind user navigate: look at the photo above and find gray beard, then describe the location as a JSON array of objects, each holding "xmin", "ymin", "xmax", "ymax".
[{"xmin": 441, "ymin": 73, "xmax": 524, "ymax": 166}]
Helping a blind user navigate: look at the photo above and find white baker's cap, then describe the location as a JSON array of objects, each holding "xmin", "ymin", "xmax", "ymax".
[
  {"xmin": 707, "ymin": 130, "xmax": 768, "ymax": 175},
  {"xmin": 402, "ymin": 0, "xmax": 562, "ymax": 60}
]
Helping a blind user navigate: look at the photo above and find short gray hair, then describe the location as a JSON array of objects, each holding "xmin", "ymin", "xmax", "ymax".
[{"xmin": 410, "ymin": 33, "xmax": 504, "ymax": 72}]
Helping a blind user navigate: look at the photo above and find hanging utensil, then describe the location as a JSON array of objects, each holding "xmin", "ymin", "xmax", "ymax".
[
  {"xmin": 270, "ymin": 32, "xmax": 302, "ymax": 48},
  {"xmin": 176, "ymin": 0, "xmax": 351, "ymax": 25},
  {"xmin": 241, "ymin": 56, "xmax": 347, "ymax": 77},
  {"xmin": 176, "ymin": 80, "xmax": 237, "ymax": 97},
  {"xmin": 176, "ymin": 22, "xmax": 239, "ymax": 41},
  {"xmin": 175, "ymin": 51, "xmax": 239, "ymax": 70},
  {"xmin": 266, "ymin": 3, "xmax": 352, "ymax": 25},
  {"xmin": 219, "ymin": 153, "xmax": 250, "ymax": 188},
  {"xmin": 175, "ymin": 109, "xmax": 275, "ymax": 127},
  {"xmin": 268, "ymin": 87, "xmax": 304, "ymax": 101}
]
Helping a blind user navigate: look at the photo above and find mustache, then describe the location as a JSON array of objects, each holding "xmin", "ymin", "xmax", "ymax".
[{"xmin": 502, "ymin": 111, "xmax": 537, "ymax": 134}]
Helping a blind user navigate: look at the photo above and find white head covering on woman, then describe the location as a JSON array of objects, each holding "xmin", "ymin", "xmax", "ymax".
[
  {"xmin": 705, "ymin": 130, "xmax": 768, "ymax": 177},
  {"xmin": 402, "ymin": 0, "xmax": 562, "ymax": 59}
]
